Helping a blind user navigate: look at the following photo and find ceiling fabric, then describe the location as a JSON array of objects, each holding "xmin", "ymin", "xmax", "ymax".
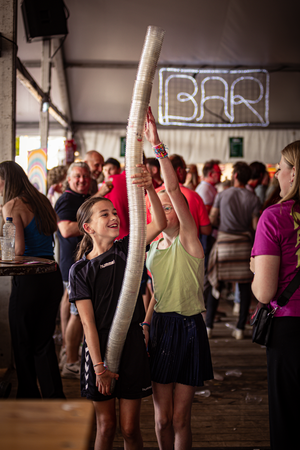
[{"xmin": 15, "ymin": 0, "xmax": 300, "ymax": 162}]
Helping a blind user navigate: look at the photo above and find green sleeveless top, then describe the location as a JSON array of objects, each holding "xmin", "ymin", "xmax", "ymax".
[{"xmin": 146, "ymin": 235, "xmax": 205, "ymax": 316}]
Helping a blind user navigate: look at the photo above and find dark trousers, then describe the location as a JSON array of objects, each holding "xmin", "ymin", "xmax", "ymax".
[
  {"xmin": 205, "ymin": 282, "xmax": 251, "ymax": 329},
  {"xmin": 267, "ymin": 317, "xmax": 300, "ymax": 450},
  {"xmin": 9, "ymin": 269, "xmax": 65, "ymax": 399}
]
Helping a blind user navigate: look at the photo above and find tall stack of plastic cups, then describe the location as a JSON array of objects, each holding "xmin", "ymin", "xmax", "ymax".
[{"xmin": 104, "ymin": 26, "xmax": 165, "ymax": 389}]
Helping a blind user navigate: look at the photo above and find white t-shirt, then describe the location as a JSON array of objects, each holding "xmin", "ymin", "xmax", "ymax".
[{"xmin": 196, "ymin": 181, "xmax": 218, "ymax": 206}]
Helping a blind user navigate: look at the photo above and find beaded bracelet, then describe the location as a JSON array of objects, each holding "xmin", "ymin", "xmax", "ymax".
[
  {"xmin": 95, "ymin": 368, "xmax": 107, "ymax": 376},
  {"xmin": 153, "ymin": 143, "xmax": 168, "ymax": 159},
  {"xmin": 93, "ymin": 362, "xmax": 104, "ymax": 368},
  {"xmin": 141, "ymin": 322, "xmax": 150, "ymax": 328}
]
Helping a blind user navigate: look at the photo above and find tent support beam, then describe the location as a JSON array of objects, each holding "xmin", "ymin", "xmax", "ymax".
[
  {"xmin": 16, "ymin": 57, "xmax": 71, "ymax": 130},
  {"xmin": 51, "ymin": 39, "xmax": 72, "ymax": 135},
  {"xmin": 40, "ymin": 39, "xmax": 51, "ymax": 149},
  {"xmin": 21, "ymin": 60, "xmax": 300, "ymax": 72}
]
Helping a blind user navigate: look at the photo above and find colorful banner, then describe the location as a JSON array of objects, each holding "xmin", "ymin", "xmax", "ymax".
[{"xmin": 28, "ymin": 148, "xmax": 47, "ymax": 194}]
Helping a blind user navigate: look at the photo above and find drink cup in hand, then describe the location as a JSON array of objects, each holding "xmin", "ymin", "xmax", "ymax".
[{"xmin": 105, "ymin": 178, "xmax": 113, "ymax": 190}]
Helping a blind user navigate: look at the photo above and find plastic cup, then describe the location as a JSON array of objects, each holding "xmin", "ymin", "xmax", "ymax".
[
  {"xmin": 105, "ymin": 178, "xmax": 113, "ymax": 190},
  {"xmin": 0, "ymin": 237, "xmax": 14, "ymax": 261}
]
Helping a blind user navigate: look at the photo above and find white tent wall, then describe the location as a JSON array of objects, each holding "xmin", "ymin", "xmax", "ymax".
[{"xmin": 76, "ymin": 128, "xmax": 300, "ymax": 166}]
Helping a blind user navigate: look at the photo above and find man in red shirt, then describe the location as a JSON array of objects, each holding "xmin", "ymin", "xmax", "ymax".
[{"xmin": 104, "ymin": 170, "xmax": 129, "ymax": 239}]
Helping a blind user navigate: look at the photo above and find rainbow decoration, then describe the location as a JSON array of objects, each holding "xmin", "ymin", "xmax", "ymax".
[{"xmin": 28, "ymin": 148, "xmax": 47, "ymax": 194}]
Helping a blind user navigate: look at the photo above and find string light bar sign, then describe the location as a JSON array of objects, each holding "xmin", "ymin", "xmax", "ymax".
[{"xmin": 158, "ymin": 68, "xmax": 269, "ymax": 128}]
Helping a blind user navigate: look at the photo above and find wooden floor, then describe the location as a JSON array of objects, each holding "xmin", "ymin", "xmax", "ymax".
[{"xmin": 1, "ymin": 298, "xmax": 270, "ymax": 449}]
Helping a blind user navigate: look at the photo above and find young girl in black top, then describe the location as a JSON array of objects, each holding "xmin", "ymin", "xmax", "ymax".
[{"xmin": 68, "ymin": 165, "xmax": 166, "ymax": 450}]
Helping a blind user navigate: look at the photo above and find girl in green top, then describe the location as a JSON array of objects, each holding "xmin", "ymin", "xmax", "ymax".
[{"xmin": 143, "ymin": 108, "xmax": 213, "ymax": 450}]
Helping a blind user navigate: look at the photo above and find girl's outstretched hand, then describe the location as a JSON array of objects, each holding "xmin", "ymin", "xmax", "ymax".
[
  {"xmin": 95, "ymin": 369, "xmax": 119, "ymax": 396},
  {"xmin": 131, "ymin": 164, "xmax": 153, "ymax": 190},
  {"xmin": 144, "ymin": 106, "xmax": 161, "ymax": 147}
]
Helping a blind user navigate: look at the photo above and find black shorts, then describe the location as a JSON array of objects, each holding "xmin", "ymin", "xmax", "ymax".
[{"xmin": 81, "ymin": 323, "xmax": 152, "ymax": 401}]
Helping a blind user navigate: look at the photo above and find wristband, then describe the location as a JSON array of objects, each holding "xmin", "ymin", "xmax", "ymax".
[
  {"xmin": 95, "ymin": 368, "xmax": 107, "ymax": 376},
  {"xmin": 153, "ymin": 143, "xmax": 168, "ymax": 159},
  {"xmin": 141, "ymin": 322, "xmax": 150, "ymax": 328},
  {"xmin": 93, "ymin": 362, "xmax": 104, "ymax": 368}
]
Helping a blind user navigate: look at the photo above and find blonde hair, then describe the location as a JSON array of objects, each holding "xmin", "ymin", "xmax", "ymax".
[
  {"xmin": 47, "ymin": 165, "xmax": 67, "ymax": 186},
  {"xmin": 279, "ymin": 140, "xmax": 300, "ymax": 222}
]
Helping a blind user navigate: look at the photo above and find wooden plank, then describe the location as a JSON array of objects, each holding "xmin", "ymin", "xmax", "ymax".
[{"xmin": 0, "ymin": 400, "xmax": 94, "ymax": 450}]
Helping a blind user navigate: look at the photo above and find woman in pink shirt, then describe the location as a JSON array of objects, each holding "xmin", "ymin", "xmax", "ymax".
[{"xmin": 251, "ymin": 140, "xmax": 300, "ymax": 450}]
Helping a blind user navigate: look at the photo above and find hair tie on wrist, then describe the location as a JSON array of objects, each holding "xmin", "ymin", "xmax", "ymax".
[
  {"xmin": 141, "ymin": 322, "xmax": 150, "ymax": 328},
  {"xmin": 153, "ymin": 143, "xmax": 168, "ymax": 159}
]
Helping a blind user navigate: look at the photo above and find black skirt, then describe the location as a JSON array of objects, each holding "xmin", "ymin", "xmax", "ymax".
[{"xmin": 149, "ymin": 311, "xmax": 213, "ymax": 386}]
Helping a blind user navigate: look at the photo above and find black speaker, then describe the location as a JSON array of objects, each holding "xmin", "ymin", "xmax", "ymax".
[{"xmin": 21, "ymin": 0, "xmax": 68, "ymax": 43}]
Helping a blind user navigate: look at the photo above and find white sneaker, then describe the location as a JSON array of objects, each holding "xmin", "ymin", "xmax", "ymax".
[
  {"xmin": 206, "ymin": 327, "xmax": 212, "ymax": 339},
  {"xmin": 232, "ymin": 328, "xmax": 244, "ymax": 340},
  {"xmin": 227, "ymin": 292, "xmax": 235, "ymax": 302},
  {"xmin": 233, "ymin": 303, "xmax": 240, "ymax": 316},
  {"xmin": 61, "ymin": 361, "xmax": 81, "ymax": 379}
]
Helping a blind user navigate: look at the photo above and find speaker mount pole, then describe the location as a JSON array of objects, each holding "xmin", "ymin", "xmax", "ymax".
[{"xmin": 40, "ymin": 38, "xmax": 51, "ymax": 151}]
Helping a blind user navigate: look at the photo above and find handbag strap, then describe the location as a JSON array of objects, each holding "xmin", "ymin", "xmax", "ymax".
[{"xmin": 276, "ymin": 270, "xmax": 300, "ymax": 307}]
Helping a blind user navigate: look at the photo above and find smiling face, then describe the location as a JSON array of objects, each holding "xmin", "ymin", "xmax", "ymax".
[
  {"xmin": 85, "ymin": 200, "xmax": 120, "ymax": 241},
  {"xmin": 68, "ymin": 167, "xmax": 91, "ymax": 195},
  {"xmin": 85, "ymin": 152, "xmax": 104, "ymax": 180},
  {"xmin": 275, "ymin": 155, "xmax": 295, "ymax": 198}
]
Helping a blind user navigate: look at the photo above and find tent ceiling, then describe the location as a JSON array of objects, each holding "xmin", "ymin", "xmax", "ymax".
[{"xmin": 16, "ymin": 0, "xmax": 300, "ymax": 128}]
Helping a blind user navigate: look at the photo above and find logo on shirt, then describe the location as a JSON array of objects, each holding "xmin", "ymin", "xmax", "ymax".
[{"xmin": 100, "ymin": 260, "xmax": 115, "ymax": 269}]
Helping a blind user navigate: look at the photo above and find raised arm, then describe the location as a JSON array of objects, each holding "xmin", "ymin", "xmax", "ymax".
[
  {"xmin": 144, "ymin": 107, "xmax": 203, "ymax": 258},
  {"xmin": 131, "ymin": 164, "xmax": 167, "ymax": 245}
]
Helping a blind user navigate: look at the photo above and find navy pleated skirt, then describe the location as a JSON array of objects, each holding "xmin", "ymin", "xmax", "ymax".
[{"xmin": 149, "ymin": 311, "xmax": 213, "ymax": 386}]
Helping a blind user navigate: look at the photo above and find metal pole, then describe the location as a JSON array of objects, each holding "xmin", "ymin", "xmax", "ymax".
[
  {"xmin": 40, "ymin": 39, "xmax": 51, "ymax": 150},
  {"xmin": 0, "ymin": 0, "xmax": 17, "ymax": 369}
]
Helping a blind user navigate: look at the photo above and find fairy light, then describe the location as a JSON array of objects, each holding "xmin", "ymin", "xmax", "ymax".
[
  {"xmin": 158, "ymin": 68, "xmax": 270, "ymax": 128},
  {"xmin": 197, "ymin": 76, "xmax": 231, "ymax": 122},
  {"xmin": 165, "ymin": 74, "xmax": 199, "ymax": 122}
]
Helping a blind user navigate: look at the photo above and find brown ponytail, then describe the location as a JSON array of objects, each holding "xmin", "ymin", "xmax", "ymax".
[{"xmin": 75, "ymin": 196, "xmax": 113, "ymax": 261}]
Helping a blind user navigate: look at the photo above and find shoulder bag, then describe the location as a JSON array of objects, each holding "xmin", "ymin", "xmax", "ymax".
[{"xmin": 250, "ymin": 270, "xmax": 300, "ymax": 346}]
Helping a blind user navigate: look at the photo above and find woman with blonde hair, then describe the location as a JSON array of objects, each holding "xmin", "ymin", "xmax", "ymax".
[
  {"xmin": 251, "ymin": 140, "xmax": 300, "ymax": 449},
  {"xmin": 47, "ymin": 165, "xmax": 67, "ymax": 208},
  {"xmin": 0, "ymin": 161, "xmax": 65, "ymax": 399}
]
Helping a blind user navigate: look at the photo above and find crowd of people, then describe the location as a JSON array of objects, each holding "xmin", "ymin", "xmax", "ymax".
[{"xmin": 0, "ymin": 108, "xmax": 299, "ymax": 450}]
